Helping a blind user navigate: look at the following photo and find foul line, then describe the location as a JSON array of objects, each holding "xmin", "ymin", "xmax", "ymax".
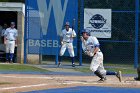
[
  {"xmin": 1, "ymin": 76, "xmax": 53, "ymax": 79},
  {"xmin": 0, "ymin": 82, "xmax": 80, "ymax": 90},
  {"xmin": 0, "ymin": 83, "xmax": 49, "ymax": 90}
]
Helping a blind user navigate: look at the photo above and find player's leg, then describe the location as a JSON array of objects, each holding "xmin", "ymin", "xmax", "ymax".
[
  {"xmin": 99, "ymin": 61, "xmax": 122, "ymax": 82},
  {"xmin": 106, "ymin": 70, "xmax": 122, "ymax": 82},
  {"xmin": 9, "ymin": 41, "xmax": 15, "ymax": 63},
  {"xmin": 90, "ymin": 52, "xmax": 106, "ymax": 82},
  {"xmin": 98, "ymin": 62, "xmax": 122, "ymax": 82},
  {"xmin": 97, "ymin": 52, "xmax": 122, "ymax": 82},
  {"xmin": 58, "ymin": 43, "xmax": 66, "ymax": 67},
  {"xmin": 134, "ymin": 66, "xmax": 140, "ymax": 81},
  {"xmin": 5, "ymin": 40, "xmax": 10, "ymax": 63},
  {"xmin": 97, "ymin": 62, "xmax": 107, "ymax": 82},
  {"xmin": 67, "ymin": 43, "xmax": 75, "ymax": 67}
]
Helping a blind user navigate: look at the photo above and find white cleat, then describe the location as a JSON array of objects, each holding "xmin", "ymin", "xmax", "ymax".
[{"xmin": 116, "ymin": 71, "xmax": 122, "ymax": 82}]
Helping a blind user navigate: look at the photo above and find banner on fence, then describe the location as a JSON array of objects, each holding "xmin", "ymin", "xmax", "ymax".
[{"xmin": 84, "ymin": 9, "xmax": 112, "ymax": 38}]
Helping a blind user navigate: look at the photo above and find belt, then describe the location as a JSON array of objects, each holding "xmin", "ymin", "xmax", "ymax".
[
  {"xmin": 6, "ymin": 39, "xmax": 15, "ymax": 41},
  {"xmin": 63, "ymin": 41, "xmax": 70, "ymax": 43}
]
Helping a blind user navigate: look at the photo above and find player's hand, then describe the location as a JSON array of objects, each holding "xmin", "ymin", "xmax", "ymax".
[
  {"xmin": 87, "ymin": 52, "xmax": 94, "ymax": 57},
  {"xmin": 61, "ymin": 41, "xmax": 64, "ymax": 45},
  {"xmin": 70, "ymin": 34, "xmax": 75, "ymax": 39},
  {"xmin": 84, "ymin": 50, "xmax": 93, "ymax": 57},
  {"xmin": 80, "ymin": 36, "xmax": 85, "ymax": 42},
  {"xmin": 4, "ymin": 41, "xmax": 6, "ymax": 45},
  {"xmin": 80, "ymin": 36, "xmax": 83, "ymax": 40}
]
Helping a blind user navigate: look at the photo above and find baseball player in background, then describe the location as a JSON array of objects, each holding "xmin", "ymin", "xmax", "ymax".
[
  {"xmin": 81, "ymin": 29, "xmax": 122, "ymax": 82},
  {"xmin": 58, "ymin": 22, "xmax": 76, "ymax": 67},
  {"xmin": 1, "ymin": 24, "xmax": 8, "ymax": 44},
  {"xmin": 4, "ymin": 22, "xmax": 18, "ymax": 63}
]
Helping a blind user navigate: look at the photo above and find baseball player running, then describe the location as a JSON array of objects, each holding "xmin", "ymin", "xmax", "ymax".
[
  {"xmin": 4, "ymin": 22, "xmax": 18, "ymax": 63},
  {"xmin": 81, "ymin": 29, "xmax": 122, "ymax": 82},
  {"xmin": 58, "ymin": 22, "xmax": 76, "ymax": 67}
]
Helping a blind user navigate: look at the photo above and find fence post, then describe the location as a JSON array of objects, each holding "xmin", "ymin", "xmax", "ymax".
[
  {"xmin": 79, "ymin": 0, "xmax": 84, "ymax": 66},
  {"xmin": 24, "ymin": 0, "xmax": 28, "ymax": 64},
  {"xmin": 134, "ymin": 0, "xmax": 139, "ymax": 68}
]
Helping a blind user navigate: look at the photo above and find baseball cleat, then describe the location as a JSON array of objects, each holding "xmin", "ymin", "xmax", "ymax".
[
  {"xmin": 134, "ymin": 77, "xmax": 140, "ymax": 81},
  {"xmin": 6, "ymin": 61, "xmax": 9, "ymax": 63},
  {"xmin": 10, "ymin": 60, "xmax": 13, "ymax": 64},
  {"xmin": 97, "ymin": 77, "xmax": 107, "ymax": 83},
  {"xmin": 72, "ymin": 63, "xmax": 75, "ymax": 67},
  {"xmin": 116, "ymin": 71, "xmax": 122, "ymax": 82},
  {"xmin": 57, "ymin": 62, "xmax": 61, "ymax": 67}
]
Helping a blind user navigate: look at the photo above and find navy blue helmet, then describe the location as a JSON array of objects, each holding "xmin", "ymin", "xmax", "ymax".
[{"xmin": 81, "ymin": 29, "xmax": 90, "ymax": 35}]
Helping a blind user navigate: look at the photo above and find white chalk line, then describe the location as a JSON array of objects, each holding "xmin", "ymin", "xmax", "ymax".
[
  {"xmin": 0, "ymin": 80, "xmax": 136, "ymax": 91},
  {"xmin": 0, "ymin": 83, "xmax": 49, "ymax": 90},
  {"xmin": 1, "ymin": 75, "xmax": 53, "ymax": 79},
  {"xmin": 0, "ymin": 82, "xmax": 83, "ymax": 90},
  {"xmin": 1, "ymin": 75, "xmax": 69, "ymax": 80}
]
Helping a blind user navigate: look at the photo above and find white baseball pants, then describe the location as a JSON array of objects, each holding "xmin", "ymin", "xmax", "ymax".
[
  {"xmin": 90, "ymin": 51, "xmax": 106, "ymax": 75},
  {"xmin": 59, "ymin": 43, "xmax": 74, "ymax": 57},
  {"xmin": 6, "ymin": 40, "xmax": 15, "ymax": 53}
]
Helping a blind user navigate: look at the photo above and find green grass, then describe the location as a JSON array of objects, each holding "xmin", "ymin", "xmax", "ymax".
[
  {"xmin": 0, "ymin": 63, "xmax": 137, "ymax": 74},
  {"xmin": 75, "ymin": 64, "xmax": 137, "ymax": 74},
  {"xmin": 75, "ymin": 67, "xmax": 137, "ymax": 74},
  {"xmin": 106, "ymin": 68, "xmax": 137, "ymax": 74},
  {"xmin": 0, "ymin": 82, "xmax": 13, "ymax": 85},
  {"xmin": 0, "ymin": 64, "xmax": 49, "ymax": 73}
]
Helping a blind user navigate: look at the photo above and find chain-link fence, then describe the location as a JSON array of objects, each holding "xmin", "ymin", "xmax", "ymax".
[{"xmin": 82, "ymin": 0, "xmax": 139, "ymax": 67}]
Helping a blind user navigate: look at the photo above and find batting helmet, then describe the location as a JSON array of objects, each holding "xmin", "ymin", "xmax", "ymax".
[
  {"xmin": 81, "ymin": 29, "xmax": 90, "ymax": 35},
  {"xmin": 65, "ymin": 22, "xmax": 70, "ymax": 26}
]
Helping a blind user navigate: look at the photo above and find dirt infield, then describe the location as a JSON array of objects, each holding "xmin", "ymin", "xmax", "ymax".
[{"xmin": 0, "ymin": 74, "xmax": 140, "ymax": 93}]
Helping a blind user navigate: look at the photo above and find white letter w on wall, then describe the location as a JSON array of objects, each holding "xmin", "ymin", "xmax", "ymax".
[{"xmin": 37, "ymin": 0, "xmax": 68, "ymax": 36}]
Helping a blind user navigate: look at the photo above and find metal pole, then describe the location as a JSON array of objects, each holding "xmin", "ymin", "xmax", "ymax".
[
  {"xmin": 39, "ymin": 27, "xmax": 42, "ymax": 64},
  {"xmin": 55, "ymin": 54, "xmax": 58, "ymax": 65},
  {"xmin": 55, "ymin": 34, "xmax": 59, "ymax": 65},
  {"xmin": 39, "ymin": 54, "xmax": 42, "ymax": 64},
  {"xmin": 79, "ymin": 0, "xmax": 84, "ymax": 66},
  {"xmin": 134, "ymin": 0, "xmax": 139, "ymax": 68},
  {"xmin": 24, "ymin": 0, "xmax": 28, "ymax": 64}
]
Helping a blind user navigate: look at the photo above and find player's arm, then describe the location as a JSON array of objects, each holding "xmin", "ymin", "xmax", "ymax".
[
  {"xmin": 93, "ymin": 46, "xmax": 99, "ymax": 56},
  {"xmin": 71, "ymin": 29, "xmax": 76, "ymax": 38},
  {"xmin": 92, "ymin": 37, "xmax": 100, "ymax": 56},
  {"xmin": 3, "ymin": 29, "xmax": 7, "ymax": 45},
  {"xmin": 80, "ymin": 36, "xmax": 85, "ymax": 45},
  {"xmin": 15, "ymin": 30, "xmax": 18, "ymax": 46},
  {"xmin": 59, "ymin": 31, "xmax": 64, "ymax": 45},
  {"xmin": 81, "ymin": 38, "xmax": 91, "ymax": 56},
  {"xmin": 60, "ymin": 36, "xmax": 63, "ymax": 44},
  {"xmin": 81, "ymin": 42, "xmax": 88, "ymax": 55},
  {"xmin": 4, "ymin": 36, "xmax": 6, "ymax": 45},
  {"xmin": 15, "ymin": 35, "xmax": 18, "ymax": 46}
]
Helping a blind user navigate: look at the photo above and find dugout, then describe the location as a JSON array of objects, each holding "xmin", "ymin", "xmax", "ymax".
[{"xmin": 0, "ymin": 2, "xmax": 25, "ymax": 63}]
